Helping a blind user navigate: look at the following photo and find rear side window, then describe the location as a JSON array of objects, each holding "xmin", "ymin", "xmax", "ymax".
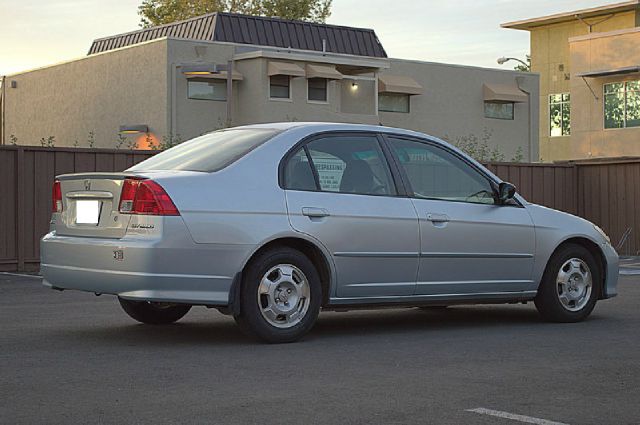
[
  {"xmin": 284, "ymin": 149, "xmax": 317, "ymax": 191},
  {"xmin": 128, "ymin": 128, "xmax": 280, "ymax": 172},
  {"xmin": 284, "ymin": 134, "xmax": 396, "ymax": 196}
]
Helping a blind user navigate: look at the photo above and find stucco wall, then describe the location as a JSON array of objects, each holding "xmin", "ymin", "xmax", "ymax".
[
  {"xmin": 528, "ymin": 10, "xmax": 637, "ymax": 160},
  {"xmin": 569, "ymin": 28, "xmax": 640, "ymax": 159},
  {"xmin": 2, "ymin": 39, "xmax": 169, "ymax": 148},
  {"xmin": 380, "ymin": 60, "xmax": 539, "ymax": 162},
  {"xmin": 166, "ymin": 39, "xmax": 237, "ymax": 141},
  {"xmin": 231, "ymin": 57, "xmax": 379, "ymax": 125}
]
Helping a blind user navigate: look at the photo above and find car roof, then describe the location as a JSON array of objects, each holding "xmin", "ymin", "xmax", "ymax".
[{"xmin": 230, "ymin": 122, "xmax": 430, "ymax": 139}]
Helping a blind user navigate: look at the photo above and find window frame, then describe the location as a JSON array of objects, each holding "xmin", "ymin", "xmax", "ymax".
[
  {"xmin": 269, "ymin": 75, "xmax": 292, "ymax": 101},
  {"xmin": 549, "ymin": 93, "xmax": 571, "ymax": 137},
  {"xmin": 603, "ymin": 80, "xmax": 640, "ymax": 130},
  {"xmin": 278, "ymin": 131, "xmax": 407, "ymax": 198},
  {"xmin": 379, "ymin": 133, "xmax": 524, "ymax": 208},
  {"xmin": 307, "ymin": 78, "xmax": 329, "ymax": 104},
  {"xmin": 187, "ymin": 79, "xmax": 228, "ymax": 102}
]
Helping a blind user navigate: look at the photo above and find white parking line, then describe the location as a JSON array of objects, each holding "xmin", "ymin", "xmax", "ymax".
[
  {"xmin": 0, "ymin": 272, "xmax": 43, "ymax": 279},
  {"xmin": 466, "ymin": 408, "xmax": 569, "ymax": 425}
]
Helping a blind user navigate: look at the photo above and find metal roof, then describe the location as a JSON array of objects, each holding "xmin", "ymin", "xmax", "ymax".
[{"xmin": 88, "ymin": 12, "xmax": 387, "ymax": 58}]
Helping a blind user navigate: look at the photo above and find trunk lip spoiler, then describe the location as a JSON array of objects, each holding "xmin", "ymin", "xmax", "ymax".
[{"xmin": 55, "ymin": 172, "xmax": 141, "ymax": 181}]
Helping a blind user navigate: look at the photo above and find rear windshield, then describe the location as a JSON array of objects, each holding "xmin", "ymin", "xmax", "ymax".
[{"xmin": 128, "ymin": 128, "xmax": 280, "ymax": 172}]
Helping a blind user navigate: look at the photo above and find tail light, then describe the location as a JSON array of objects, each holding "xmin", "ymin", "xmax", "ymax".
[
  {"xmin": 118, "ymin": 178, "xmax": 179, "ymax": 216},
  {"xmin": 52, "ymin": 180, "xmax": 63, "ymax": 213}
]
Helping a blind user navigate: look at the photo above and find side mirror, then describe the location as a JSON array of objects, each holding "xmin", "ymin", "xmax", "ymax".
[{"xmin": 498, "ymin": 182, "xmax": 516, "ymax": 203}]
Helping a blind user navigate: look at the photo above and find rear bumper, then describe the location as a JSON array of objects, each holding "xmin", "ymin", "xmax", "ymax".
[{"xmin": 40, "ymin": 218, "xmax": 250, "ymax": 305}]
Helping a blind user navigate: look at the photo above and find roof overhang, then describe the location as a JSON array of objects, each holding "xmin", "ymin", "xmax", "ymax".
[
  {"xmin": 305, "ymin": 64, "xmax": 343, "ymax": 80},
  {"xmin": 378, "ymin": 74, "xmax": 422, "ymax": 95},
  {"xmin": 234, "ymin": 48, "xmax": 391, "ymax": 70},
  {"xmin": 576, "ymin": 66, "xmax": 640, "ymax": 78},
  {"xmin": 501, "ymin": 0, "xmax": 639, "ymax": 30},
  {"xmin": 483, "ymin": 83, "xmax": 528, "ymax": 103}
]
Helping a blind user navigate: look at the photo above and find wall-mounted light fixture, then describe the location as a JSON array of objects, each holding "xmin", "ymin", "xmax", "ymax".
[
  {"xmin": 350, "ymin": 81, "xmax": 359, "ymax": 91},
  {"xmin": 119, "ymin": 124, "xmax": 149, "ymax": 134}
]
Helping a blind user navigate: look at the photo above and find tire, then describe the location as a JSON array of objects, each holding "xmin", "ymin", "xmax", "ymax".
[
  {"xmin": 118, "ymin": 298, "xmax": 192, "ymax": 325},
  {"xmin": 234, "ymin": 247, "xmax": 322, "ymax": 343},
  {"xmin": 417, "ymin": 306, "xmax": 449, "ymax": 310},
  {"xmin": 534, "ymin": 243, "xmax": 601, "ymax": 323}
]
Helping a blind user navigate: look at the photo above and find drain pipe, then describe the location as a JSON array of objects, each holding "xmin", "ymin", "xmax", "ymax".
[
  {"xmin": 1, "ymin": 75, "xmax": 5, "ymax": 145},
  {"xmin": 516, "ymin": 76, "xmax": 533, "ymax": 161},
  {"xmin": 226, "ymin": 59, "xmax": 233, "ymax": 127}
]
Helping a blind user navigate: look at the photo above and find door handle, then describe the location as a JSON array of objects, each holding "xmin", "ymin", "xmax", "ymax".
[
  {"xmin": 302, "ymin": 207, "xmax": 330, "ymax": 218},
  {"xmin": 426, "ymin": 213, "xmax": 449, "ymax": 223}
]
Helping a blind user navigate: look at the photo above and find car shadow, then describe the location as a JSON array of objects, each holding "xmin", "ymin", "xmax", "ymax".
[
  {"xmin": 311, "ymin": 305, "xmax": 544, "ymax": 339},
  {"xmin": 47, "ymin": 304, "xmax": 550, "ymax": 346}
]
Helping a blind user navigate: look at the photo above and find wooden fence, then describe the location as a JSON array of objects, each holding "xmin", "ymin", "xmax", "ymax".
[
  {"xmin": 0, "ymin": 146, "xmax": 638, "ymax": 272},
  {"xmin": 0, "ymin": 146, "xmax": 154, "ymax": 272}
]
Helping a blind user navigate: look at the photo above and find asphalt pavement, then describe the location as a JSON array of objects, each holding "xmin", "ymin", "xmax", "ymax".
[{"xmin": 1, "ymin": 272, "xmax": 639, "ymax": 425}]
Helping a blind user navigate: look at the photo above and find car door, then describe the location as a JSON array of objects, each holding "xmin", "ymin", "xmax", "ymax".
[
  {"xmin": 383, "ymin": 135, "xmax": 535, "ymax": 296},
  {"xmin": 282, "ymin": 132, "xmax": 420, "ymax": 298}
]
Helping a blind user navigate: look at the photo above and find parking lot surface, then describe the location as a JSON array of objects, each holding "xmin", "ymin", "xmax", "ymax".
[{"xmin": 1, "ymin": 273, "xmax": 639, "ymax": 424}]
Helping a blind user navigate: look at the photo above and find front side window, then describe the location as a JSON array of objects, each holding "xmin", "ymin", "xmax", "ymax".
[
  {"xmin": 387, "ymin": 137, "xmax": 495, "ymax": 205},
  {"xmin": 285, "ymin": 135, "xmax": 396, "ymax": 196},
  {"xmin": 550, "ymin": 93, "xmax": 571, "ymax": 136},
  {"xmin": 270, "ymin": 75, "xmax": 290, "ymax": 99},
  {"xmin": 484, "ymin": 102, "xmax": 514, "ymax": 120},
  {"xmin": 604, "ymin": 81, "xmax": 640, "ymax": 129},
  {"xmin": 308, "ymin": 78, "xmax": 328, "ymax": 102},
  {"xmin": 188, "ymin": 80, "xmax": 227, "ymax": 101},
  {"xmin": 379, "ymin": 94, "xmax": 410, "ymax": 113}
]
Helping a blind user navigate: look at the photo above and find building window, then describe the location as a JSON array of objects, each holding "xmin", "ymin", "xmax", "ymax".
[
  {"xmin": 308, "ymin": 78, "xmax": 328, "ymax": 102},
  {"xmin": 484, "ymin": 102, "xmax": 514, "ymax": 120},
  {"xmin": 379, "ymin": 94, "xmax": 410, "ymax": 113},
  {"xmin": 604, "ymin": 81, "xmax": 640, "ymax": 129},
  {"xmin": 270, "ymin": 75, "xmax": 290, "ymax": 99},
  {"xmin": 187, "ymin": 80, "xmax": 226, "ymax": 101},
  {"xmin": 550, "ymin": 93, "xmax": 570, "ymax": 136}
]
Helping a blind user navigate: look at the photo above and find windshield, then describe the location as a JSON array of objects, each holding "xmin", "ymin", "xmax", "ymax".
[{"xmin": 128, "ymin": 128, "xmax": 281, "ymax": 172}]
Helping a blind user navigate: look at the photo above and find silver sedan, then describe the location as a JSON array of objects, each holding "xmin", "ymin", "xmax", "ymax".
[{"xmin": 41, "ymin": 123, "xmax": 619, "ymax": 342}]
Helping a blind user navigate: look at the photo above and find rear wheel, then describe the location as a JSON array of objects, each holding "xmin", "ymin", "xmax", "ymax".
[
  {"xmin": 118, "ymin": 298, "xmax": 191, "ymax": 325},
  {"xmin": 234, "ymin": 247, "xmax": 322, "ymax": 343},
  {"xmin": 534, "ymin": 243, "xmax": 601, "ymax": 322}
]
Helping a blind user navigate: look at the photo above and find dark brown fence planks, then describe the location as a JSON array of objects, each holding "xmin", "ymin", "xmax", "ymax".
[
  {"xmin": 0, "ymin": 146, "xmax": 154, "ymax": 271},
  {"xmin": 1, "ymin": 146, "xmax": 640, "ymax": 272}
]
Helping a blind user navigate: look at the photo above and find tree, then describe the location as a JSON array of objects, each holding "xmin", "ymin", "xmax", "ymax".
[{"xmin": 138, "ymin": 0, "xmax": 332, "ymax": 27}]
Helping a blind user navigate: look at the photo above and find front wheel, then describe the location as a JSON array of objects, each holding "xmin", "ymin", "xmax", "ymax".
[
  {"xmin": 234, "ymin": 247, "xmax": 322, "ymax": 343},
  {"xmin": 118, "ymin": 298, "xmax": 192, "ymax": 325},
  {"xmin": 534, "ymin": 244, "xmax": 601, "ymax": 322}
]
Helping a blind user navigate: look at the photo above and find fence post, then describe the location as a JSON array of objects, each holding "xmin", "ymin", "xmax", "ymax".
[{"xmin": 16, "ymin": 146, "xmax": 25, "ymax": 271}]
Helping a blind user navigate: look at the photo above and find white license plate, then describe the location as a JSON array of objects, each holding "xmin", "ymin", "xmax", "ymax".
[{"xmin": 76, "ymin": 200, "xmax": 101, "ymax": 225}]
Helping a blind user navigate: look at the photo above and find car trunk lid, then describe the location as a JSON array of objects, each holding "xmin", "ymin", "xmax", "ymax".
[{"xmin": 53, "ymin": 172, "xmax": 138, "ymax": 239}]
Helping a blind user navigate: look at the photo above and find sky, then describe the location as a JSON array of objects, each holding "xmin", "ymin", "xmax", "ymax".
[{"xmin": 0, "ymin": 0, "xmax": 621, "ymax": 75}]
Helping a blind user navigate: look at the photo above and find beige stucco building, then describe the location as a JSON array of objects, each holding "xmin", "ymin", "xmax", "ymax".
[
  {"xmin": 503, "ymin": 0, "xmax": 640, "ymax": 161},
  {"xmin": 1, "ymin": 13, "xmax": 539, "ymax": 161}
]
